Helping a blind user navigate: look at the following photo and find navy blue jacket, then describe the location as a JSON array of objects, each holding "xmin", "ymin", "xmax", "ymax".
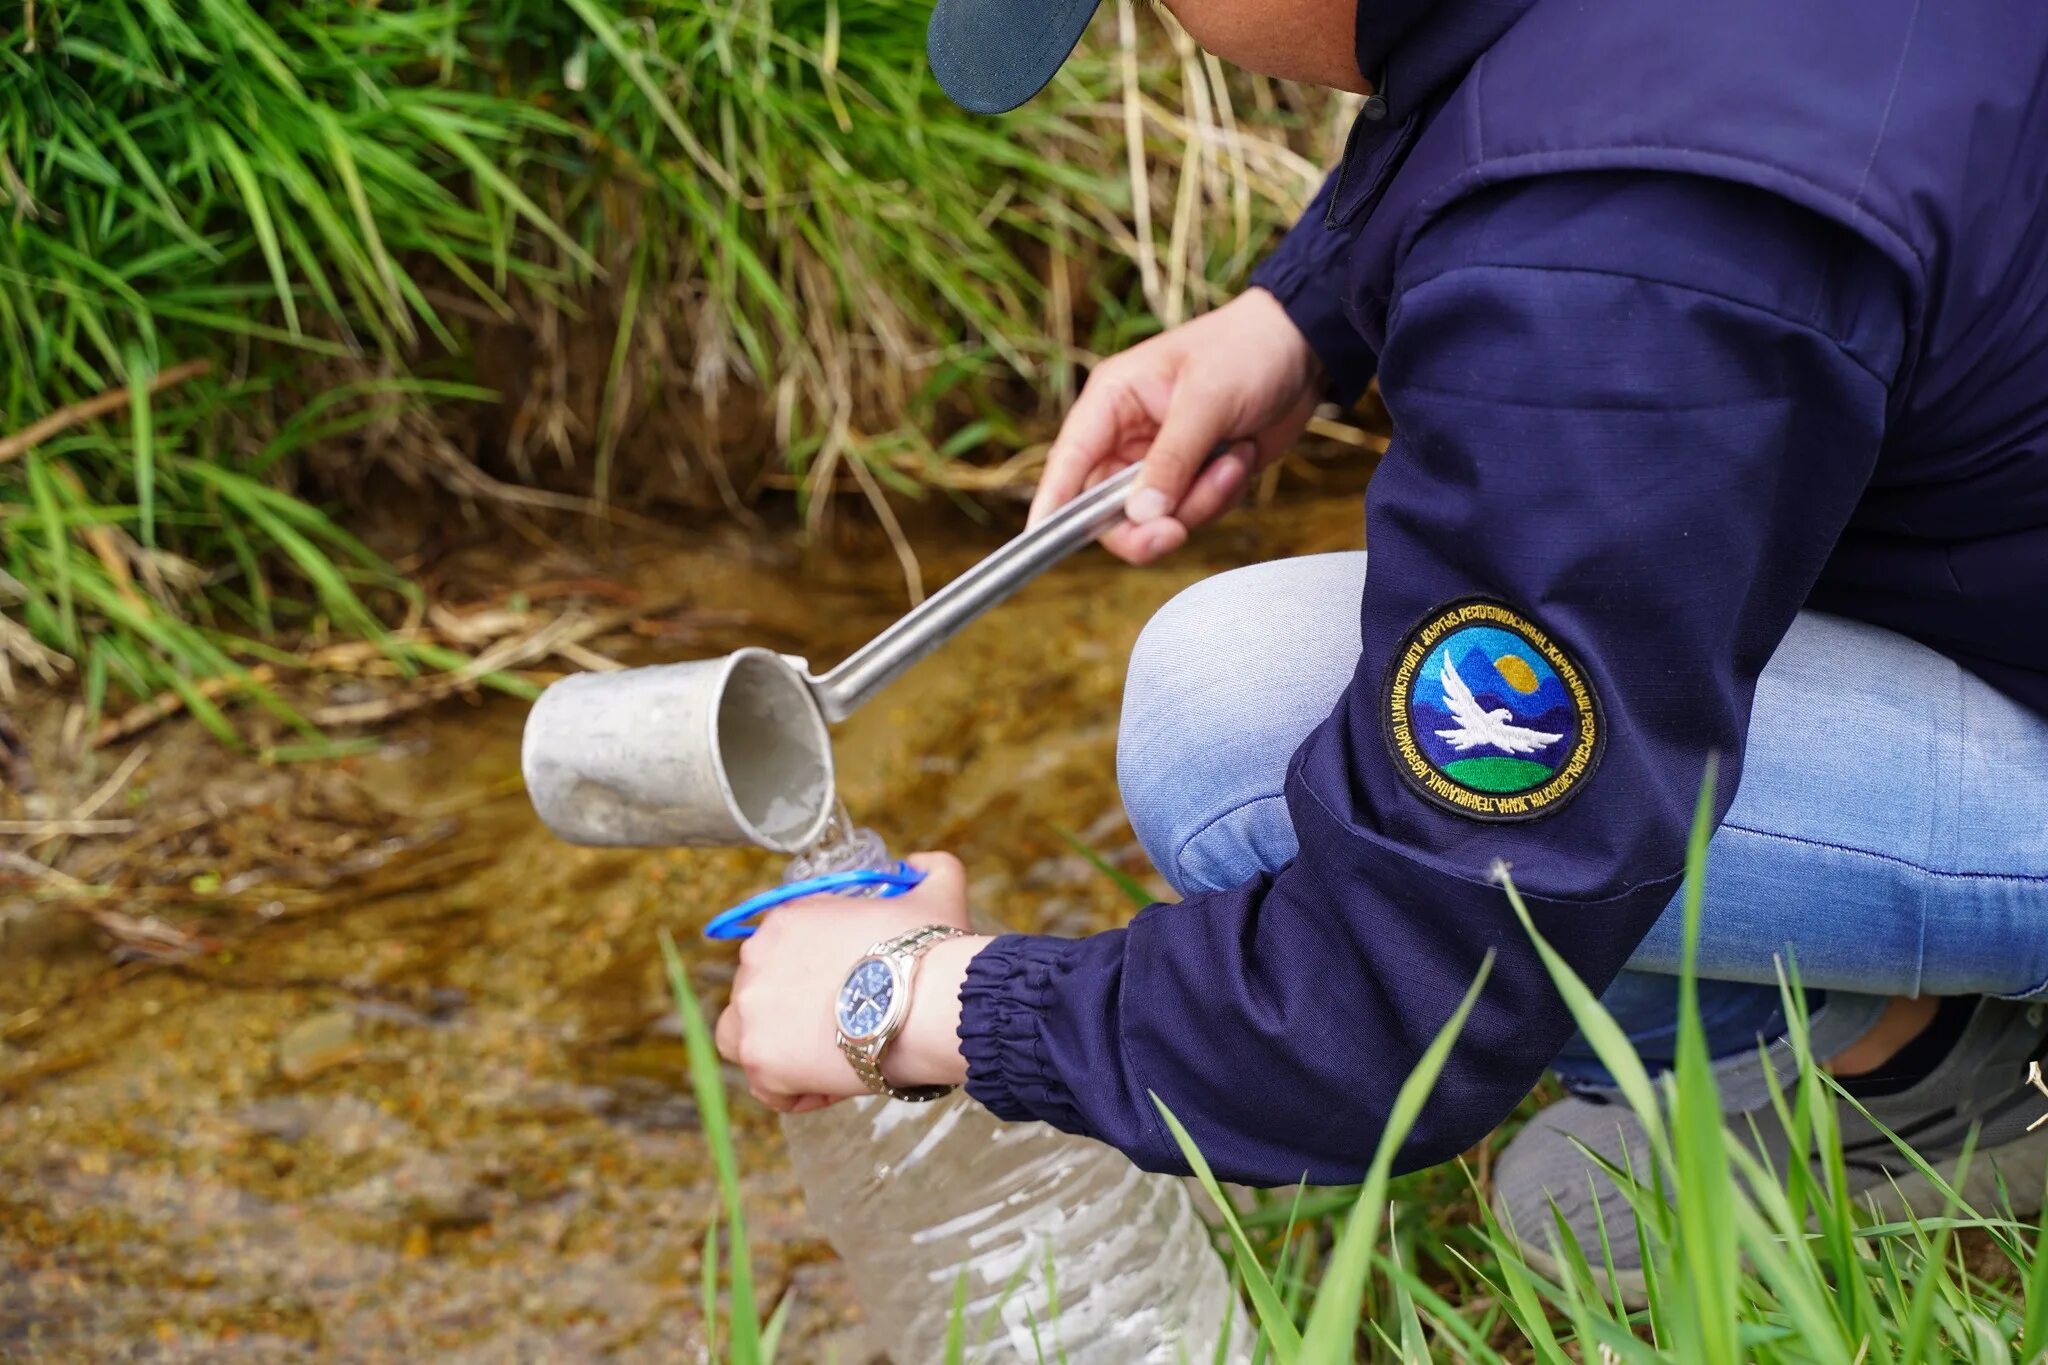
[{"xmin": 957, "ymin": 0, "xmax": 2048, "ymax": 1185}]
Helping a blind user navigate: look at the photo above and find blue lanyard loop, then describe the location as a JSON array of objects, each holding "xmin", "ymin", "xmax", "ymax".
[{"xmin": 703, "ymin": 863, "xmax": 925, "ymax": 941}]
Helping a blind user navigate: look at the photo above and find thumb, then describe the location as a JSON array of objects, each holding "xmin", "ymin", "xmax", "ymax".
[
  {"xmin": 1127, "ymin": 385, "xmax": 1232, "ymax": 524},
  {"xmin": 901, "ymin": 851, "xmax": 968, "ymax": 927}
]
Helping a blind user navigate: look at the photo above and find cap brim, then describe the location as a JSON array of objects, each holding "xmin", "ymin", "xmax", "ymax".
[{"xmin": 927, "ymin": 0, "xmax": 1103, "ymax": 115}]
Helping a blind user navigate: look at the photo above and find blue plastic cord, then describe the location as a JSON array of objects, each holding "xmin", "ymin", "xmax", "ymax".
[{"xmin": 703, "ymin": 862, "xmax": 925, "ymax": 941}]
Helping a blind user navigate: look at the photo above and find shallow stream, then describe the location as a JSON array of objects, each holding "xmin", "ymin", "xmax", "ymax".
[{"xmin": 0, "ymin": 486, "xmax": 1367, "ymax": 1360}]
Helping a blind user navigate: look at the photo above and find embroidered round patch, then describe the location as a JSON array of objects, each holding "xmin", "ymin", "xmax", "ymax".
[{"xmin": 1384, "ymin": 599, "xmax": 1601, "ymax": 822}]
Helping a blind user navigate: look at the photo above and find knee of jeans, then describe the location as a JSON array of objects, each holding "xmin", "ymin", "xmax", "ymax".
[
  {"xmin": 1118, "ymin": 562, "xmax": 1348, "ymax": 891},
  {"xmin": 1120, "ymin": 576, "xmax": 1237, "ymax": 880}
]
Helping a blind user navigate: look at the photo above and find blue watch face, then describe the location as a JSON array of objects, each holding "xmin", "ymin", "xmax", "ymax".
[{"xmin": 837, "ymin": 958, "xmax": 896, "ymax": 1040}]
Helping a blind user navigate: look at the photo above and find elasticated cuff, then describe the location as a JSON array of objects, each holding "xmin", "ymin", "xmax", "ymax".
[{"xmin": 958, "ymin": 933, "xmax": 1088, "ymax": 1130}]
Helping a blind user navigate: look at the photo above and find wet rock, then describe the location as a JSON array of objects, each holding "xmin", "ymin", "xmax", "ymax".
[
  {"xmin": 410, "ymin": 1179, "xmax": 494, "ymax": 1230},
  {"xmin": 321, "ymin": 680, "xmax": 381, "ymax": 708},
  {"xmin": 597, "ymin": 1078, "xmax": 699, "ymax": 1132},
  {"xmin": 233, "ymin": 1095, "xmax": 409, "ymax": 1154},
  {"xmin": 331, "ymin": 1152, "xmax": 494, "ymax": 1230},
  {"xmin": 236, "ymin": 1097, "xmax": 319, "ymax": 1144},
  {"xmin": 425, "ymin": 986, "xmax": 470, "ymax": 1017},
  {"xmin": 276, "ymin": 1010, "xmax": 363, "ymax": 1082},
  {"xmin": 351, "ymin": 998, "xmax": 445, "ymax": 1030},
  {"xmin": 497, "ymin": 1080, "xmax": 617, "ymax": 1120}
]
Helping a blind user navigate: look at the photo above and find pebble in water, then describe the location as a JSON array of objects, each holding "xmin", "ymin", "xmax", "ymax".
[{"xmin": 277, "ymin": 1010, "xmax": 363, "ymax": 1083}]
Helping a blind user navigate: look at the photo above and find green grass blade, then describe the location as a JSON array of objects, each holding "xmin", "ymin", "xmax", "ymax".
[
  {"xmin": 659, "ymin": 929, "xmax": 761, "ymax": 1362},
  {"xmin": 399, "ymin": 104, "xmax": 596, "ymax": 273},
  {"xmin": 1669, "ymin": 757, "xmax": 1740, "ymax": 1365},
  {"xmin": 2020, "ymin": 1200, "xmax": 2048, "ymax": 1360},
  {"xmin": 1497, "ymin": 871, "xmax": 1668, "ymax": 1160},
  {"xmin": 1054, "ymin": 825, "xmax": 1159, "ymax": 910},
  {"xmin": 23, "ymin": 455, "xmax": 77, "ymax": 651},
  {"xmin": 209, "ymin": 127, "xmax": 299, "ymax": 335},
  {"xmin": 943, "ymin": 1266, "xmax": 969, "ymax": 1364},
  {"xmin": 1151, "ymin": 1096, "xmax": 1303, "ymax": 1364},
  {"xmin": 701, "ymin": 1218, "xmax": 721, "ymax": 1365},
  {"xmin": 125, "ymin": 344, "xmax": 157, "ymax": 548},
  {"xmin": 1299, "ymin": 954, "xmax": 1495, "ymax": 1360},
  {"xmin": 759, "ymin": 1290, "xmax": 792, "ymax": 1364},
  {"xmin": 1383, "ymin": 1207, "xmax": 1431, "ymax": 1364}
]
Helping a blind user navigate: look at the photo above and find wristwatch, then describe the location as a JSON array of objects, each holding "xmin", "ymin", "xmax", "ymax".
[{"xmin": 834, "ymin": 923, "xmax": 971, "ymax": 1102}]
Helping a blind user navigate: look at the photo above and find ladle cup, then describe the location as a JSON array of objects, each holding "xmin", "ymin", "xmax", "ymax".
[{"xmin": 522, "ymin": 464, "xmax": 1150, "ymax": 852}]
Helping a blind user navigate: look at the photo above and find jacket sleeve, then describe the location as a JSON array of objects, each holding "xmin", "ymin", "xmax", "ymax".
[
  {"xmin": 1248, "ymin": 172, "xmax": 1380, "ymax": 405},
  {"xmin": 956, "ymin": 173, "xmax": 1905, "ymax": 1187}
]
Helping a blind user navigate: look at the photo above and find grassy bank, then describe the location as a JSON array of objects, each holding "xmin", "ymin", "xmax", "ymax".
[
  {"xmin": 0, "ymin": 1, "xmax": 1344, "ymax": 739},
  {"xmin": 675, "ymin": 777, "xmax": 2048, "ymax": 1361}
]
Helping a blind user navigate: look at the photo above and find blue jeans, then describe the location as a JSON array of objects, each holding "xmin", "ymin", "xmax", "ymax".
[{"xmin": 1117, "ymin": 554, "xmax": 2048, "ymax": 1082}]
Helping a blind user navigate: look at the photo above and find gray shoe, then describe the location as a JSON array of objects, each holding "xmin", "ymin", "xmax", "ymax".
[{"xmin": 1492, "ymin": 996, "xmax": 2048, "ymax": 1305}]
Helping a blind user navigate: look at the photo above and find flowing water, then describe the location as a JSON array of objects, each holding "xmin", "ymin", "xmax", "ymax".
[{"xmin": 0, "ymin": 485, "xmax": 1368, "ymax": 1361}]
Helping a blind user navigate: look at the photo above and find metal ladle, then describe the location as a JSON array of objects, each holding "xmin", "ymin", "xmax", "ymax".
[{"xmin": 522, "ymin": 464, "xmax": 1148, "ymax": 852}]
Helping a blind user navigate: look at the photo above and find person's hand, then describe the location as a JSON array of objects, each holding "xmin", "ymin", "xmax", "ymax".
[
  {"xmin": 1031, "ymin": 287, "xmax": 1325, "ymax": 564},
  {"xmin": 712, "ymin": 852, "xmax": 991, "ymax": 1113}
]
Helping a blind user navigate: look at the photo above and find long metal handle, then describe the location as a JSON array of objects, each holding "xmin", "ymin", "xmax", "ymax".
[{"xmin": 810, "ymin": 464, "xmax": 1144, "ymax": 722}]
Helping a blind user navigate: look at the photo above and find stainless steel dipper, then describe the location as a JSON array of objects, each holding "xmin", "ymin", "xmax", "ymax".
[{"xmin": 522, "ymin": 463, "xmax": 1149, "ymax": 852}]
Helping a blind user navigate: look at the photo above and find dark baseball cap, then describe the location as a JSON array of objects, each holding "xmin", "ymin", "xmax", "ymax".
[{"xmin": 927, "ymin": 0, "xmax": 1104, "ymax": 115}]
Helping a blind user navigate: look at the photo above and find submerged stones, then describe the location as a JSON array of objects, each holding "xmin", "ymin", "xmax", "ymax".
[{"xmin": 276, "ymin": 1010, "xmax": 362, "ymax": 1083}]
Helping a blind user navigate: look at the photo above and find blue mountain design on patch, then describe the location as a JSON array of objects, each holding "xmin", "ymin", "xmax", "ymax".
[{"xmin": 1449, "ymin": 646, "xmax": 1570, "ymax": 720}]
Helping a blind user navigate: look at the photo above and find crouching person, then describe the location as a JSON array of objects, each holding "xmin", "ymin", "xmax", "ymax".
[{"xmin": 715, "ymin": 0, "xmax": 2048, "ymax": 1298}]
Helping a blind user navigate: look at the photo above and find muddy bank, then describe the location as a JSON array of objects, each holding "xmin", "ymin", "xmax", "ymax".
[{"xmin": 0, "ymin": 484, "xmax": 1367, "ymax": 1361}]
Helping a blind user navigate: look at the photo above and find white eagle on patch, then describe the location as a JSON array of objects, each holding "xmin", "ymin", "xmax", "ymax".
[{"xmin": 1434, "ymin": 654, "xmax": 1564, "ymax": 756}]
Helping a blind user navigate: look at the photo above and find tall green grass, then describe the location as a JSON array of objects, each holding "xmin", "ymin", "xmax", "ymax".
[
  {"xmin": 3, "ymin": 1, "xmax": 574, "ymax": 726},
  {"xmin": 2, "ymin": 2, "xmax": 1332, "ymax": 733},
  {"xmin": 566, "ymin": 0, "xmax": 1336, "ymax": 494},
  {"xmin": 670, "ymin": 778, "xmax": 2045, "ymax": 1361}
]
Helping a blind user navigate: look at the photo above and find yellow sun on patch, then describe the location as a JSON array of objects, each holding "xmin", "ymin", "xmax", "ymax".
[{"xmin": 1494, "ymin": 655, "xmax": 1541, "ymax": 694}]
